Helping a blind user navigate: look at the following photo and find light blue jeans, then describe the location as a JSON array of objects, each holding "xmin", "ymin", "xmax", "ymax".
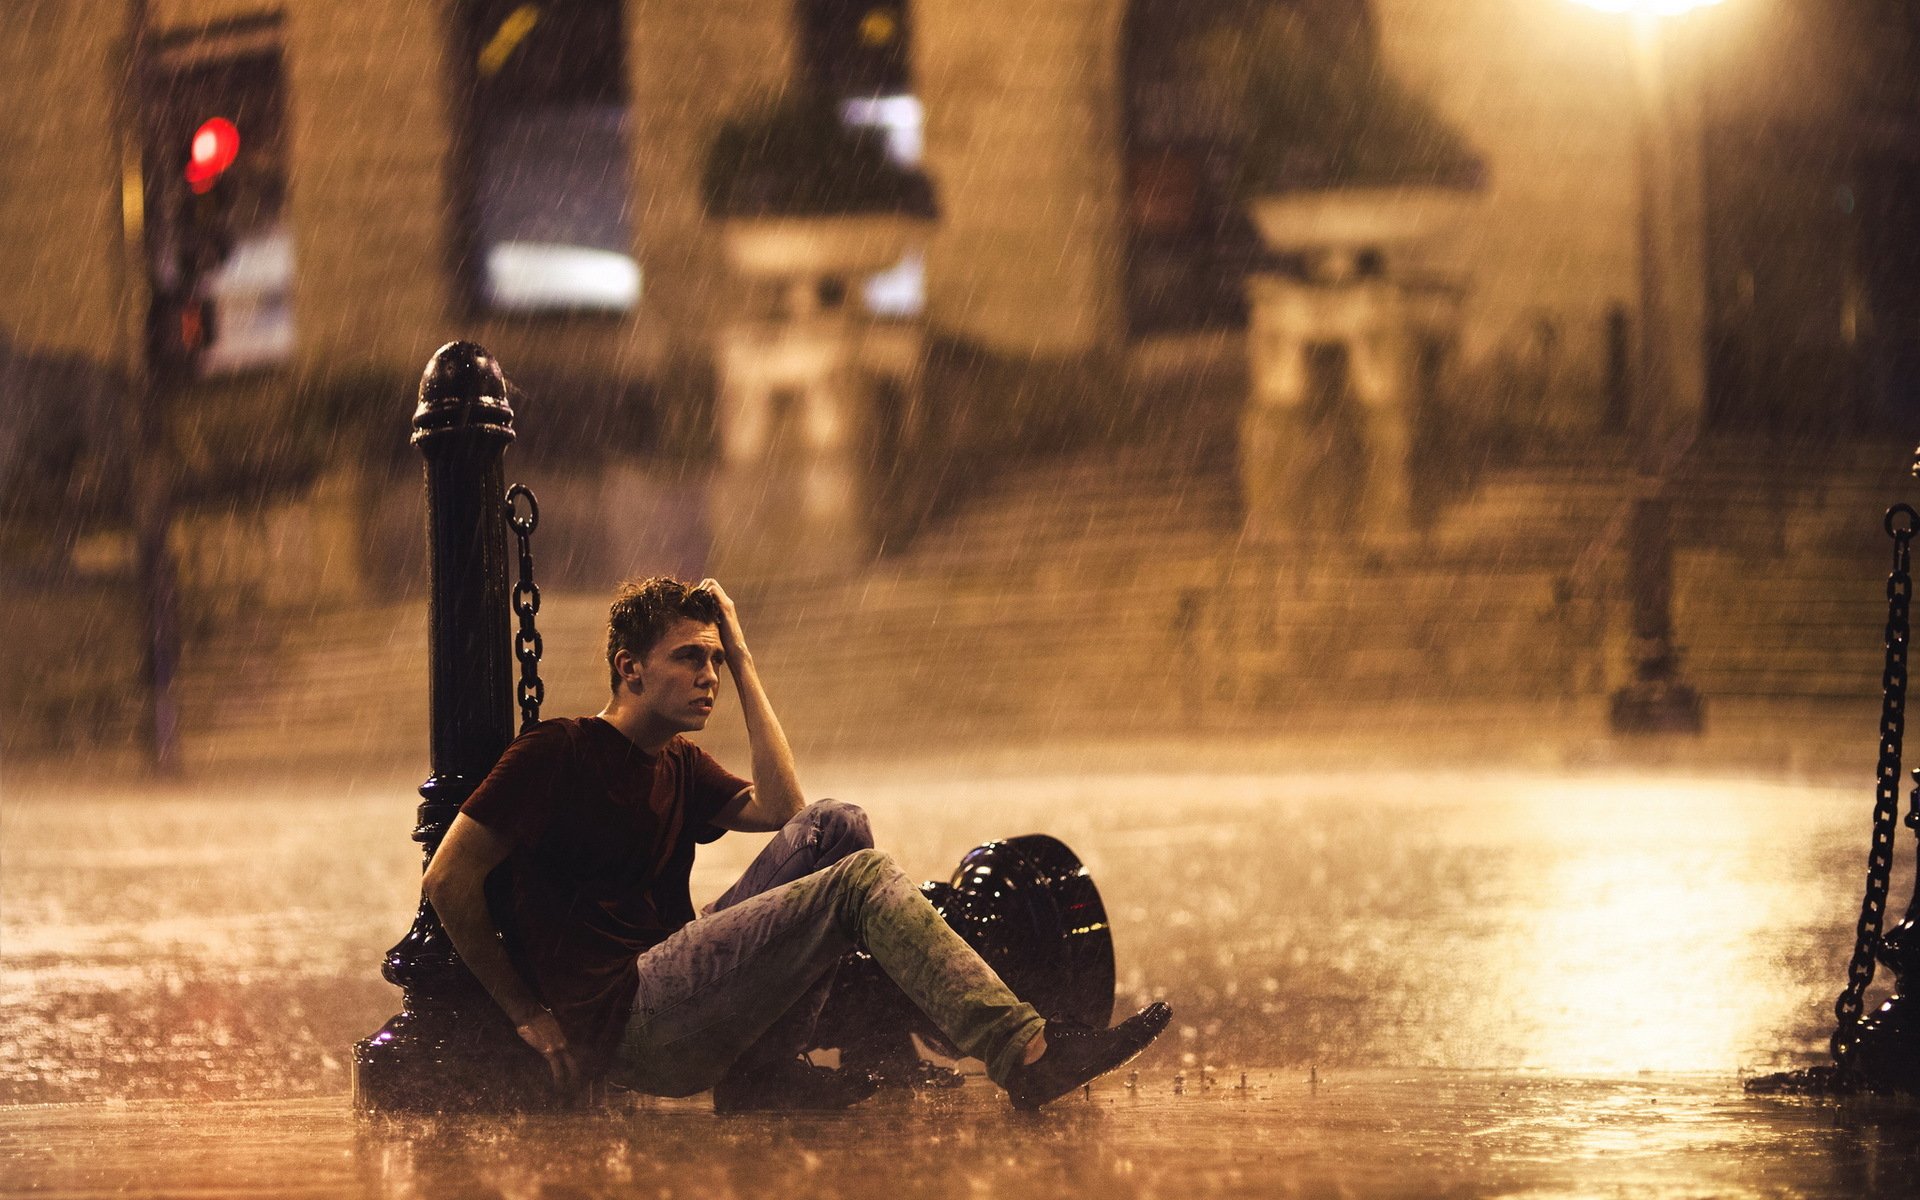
[{"xmin": 609, "ymin": 800, "xmax": 1044, "ymax": 1096}]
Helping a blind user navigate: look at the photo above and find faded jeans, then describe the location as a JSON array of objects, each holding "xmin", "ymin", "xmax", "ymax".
[{"xmin": 608, "ymin": 800, "xmax": 1043, "ymax": 1096}]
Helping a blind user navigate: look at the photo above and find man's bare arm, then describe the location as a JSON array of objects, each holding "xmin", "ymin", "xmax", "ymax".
[
  {"xmin": 422, "ymin": 813, "xmax": 579, "ymax": 1088},
  {"xmin": 700, "ymin": 580, "xmax": 806, "ymax": 833}
]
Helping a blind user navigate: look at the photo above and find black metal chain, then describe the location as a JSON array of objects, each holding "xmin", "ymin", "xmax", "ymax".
[
  {"xmin": 507, "ymin": 484, "xmax": 544, "ymax": 733},
  {"xmin": 1831, "ymin": 502, "xmax": 1918, "ymax": 1069}
]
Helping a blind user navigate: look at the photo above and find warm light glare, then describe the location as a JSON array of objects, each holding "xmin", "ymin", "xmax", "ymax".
[
  {"xmin": 120, "ymin": 162, "xmax": 144, "ymax": 243},
  {"xmin": 484, "ymin": 241, "xmax": 640, "ymax": 311},
  {"xmin": 858, "ymin": 8, "xmax": 898, "ymax": 46},
  {"xmin": 478, "ymin": 4, "xmax": 541, "ymax": 77},
  {"xmin": 1496, "ymin": 779, "xmax": 1820, "ymax": 1073},
  {"xmin": 184, "ymin": 117, "xmax": 240, "ymax": 193},
  {"xmin": 1568, "ymin": 0, "xmax": 1724, "ymax": 13}
]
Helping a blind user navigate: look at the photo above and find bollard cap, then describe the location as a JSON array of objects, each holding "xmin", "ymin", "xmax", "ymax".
[{"xmin": 412, "ymin": 341, "xmax": 516, "ymax": 445}]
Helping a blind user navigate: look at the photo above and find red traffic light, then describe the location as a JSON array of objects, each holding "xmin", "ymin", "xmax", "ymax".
[{"xmin": 184, "ymin": 117, "xmax": 240, "ymax": 193}]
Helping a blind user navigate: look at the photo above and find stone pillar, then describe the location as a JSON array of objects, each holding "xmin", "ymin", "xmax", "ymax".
[
  {"xmin": 709, "ymin": 218, "xmax": 929, "ymax": 582},
  {"xmin": 1239, "ymin": 190, "xmax": 1473, "ymax": 545},
  {"xmin": 285, "ymin": 2, "xmax": 463, "ymax": 371},
  {"xmin": 0, "ymin": 0, "xmax": 126, "ymax": 367},
  {"xmin": 1243, "ymin": 269, "xmax": 1462, "ymax": 542}
]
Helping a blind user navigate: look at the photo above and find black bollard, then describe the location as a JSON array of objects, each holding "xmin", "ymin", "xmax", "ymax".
[
  {"xmin": 352, "ymin": 342, "xmax": 556, "ymax": 1113},
  {"xmin": 1842, "ymin": 876, "xmax": 1920, "ymax": 1090},
  {"xmin": 1749, "ymin": 503, "xmax": 1919, "ymax": 1097}
]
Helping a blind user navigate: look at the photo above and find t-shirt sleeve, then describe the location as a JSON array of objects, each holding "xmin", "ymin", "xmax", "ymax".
[
  {"xmin": 682, "ymin": 741, "xmax": 751, "ymax": 845},
  {"xmin": 460, "ymin": 720, "xmax": 573, "ymax": 850}
]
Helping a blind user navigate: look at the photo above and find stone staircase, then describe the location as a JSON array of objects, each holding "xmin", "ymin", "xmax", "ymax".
[
  {"xmin": 1672, "ymin": 438, "xmax": 1913, "ymax": 705},
  {"xmin": 170, "ymin": 431, "xmax": 1920, "ymax": 769},
  {"xmin": 1197, "ymin": 558, "xmax": 1603, "ymax": 713},
  {"xmin": 1428, "ymin": 464, "xmax": 1628, "ymax": 567},
  {"xmin": 1674, "ymin": 550, "xmax": 1890, "ymax": 703},
  {"xmin": 1419, "ymin": 433, "xmax": 1913, "ymax": 709},
  {"xmin": 174, "ymin": 447, "xmax": 1575, "ymax": 767},
  {"xmin": 173, "ymin": 600, "xmax": 431, "ymax": 769},
  {"xmin": 174, "ymin": 451, "xmax": 1246, "ymax": 768}
]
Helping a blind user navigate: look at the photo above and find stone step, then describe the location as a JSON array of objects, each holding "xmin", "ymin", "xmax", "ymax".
[
  {"xmin": 177, "ymin": 436, "xmax": 1917, "ymax": 766},
  {"xmin": 179, "ymin": 594, "xmax": 1583, "ymax": 752},
  {"xmin": 904, "ymin": 503, "xmax": 1239, "ymax": 563}
]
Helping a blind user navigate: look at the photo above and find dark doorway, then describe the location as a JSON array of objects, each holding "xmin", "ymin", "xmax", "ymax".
[
  {"xmin": 799, "ymin": 0, "xmax": 910, "ymax": 98},
  {"xmin": 795, "ymin": 1, "xmax": 926, "ymax": 317}
]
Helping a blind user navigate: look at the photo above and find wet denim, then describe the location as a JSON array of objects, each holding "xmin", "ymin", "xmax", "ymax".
[{"xmin": 609, "ymin": 800, "xmax": 1043, "ymax": 1096}]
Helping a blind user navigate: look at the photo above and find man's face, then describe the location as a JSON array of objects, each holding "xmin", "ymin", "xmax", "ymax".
[{"xmin": 631, "ymin": 618, "xmax": 724, "ymax": 731}]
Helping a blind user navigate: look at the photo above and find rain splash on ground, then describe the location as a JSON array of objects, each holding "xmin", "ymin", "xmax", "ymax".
[{"xmin": 5, "ymin": 743, "xmax": 1919, "ymax": 1196}]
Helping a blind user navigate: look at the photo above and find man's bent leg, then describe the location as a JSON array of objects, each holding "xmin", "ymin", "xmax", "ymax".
[
  {"xmin": 703, "ymin": 800, "xmax": 874, "ymax": 1079},
  {"xmin": 612, "ymin": 849, "xmax": 1042, "ymax": 1097},
  {"xmin": 704, "ymin": 799, "xmax": 873, "ymax": 915}
]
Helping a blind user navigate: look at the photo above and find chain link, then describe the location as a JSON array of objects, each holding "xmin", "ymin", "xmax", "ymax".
[
  {"xmin": 1830, "ymin": 503, "xmax": 1918, "ymax": 1070},
  {"xmin": 507, "ymin": 484, "xmax": 544, "ymax": 734}
]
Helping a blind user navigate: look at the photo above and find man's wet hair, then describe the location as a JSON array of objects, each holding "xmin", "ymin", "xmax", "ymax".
[{"xmin": 607, "ymin": 577, "xmax": 722, "ymax": 692}]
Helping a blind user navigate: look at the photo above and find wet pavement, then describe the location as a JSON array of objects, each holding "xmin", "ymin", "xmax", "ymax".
[
  {"xmin": 6, "ymin": 743, "xmax": 1920, "ymax": 1195},
  {"xmin": 13, "ymin": 1071, "xmax": 1920, "ymax": 1199}
]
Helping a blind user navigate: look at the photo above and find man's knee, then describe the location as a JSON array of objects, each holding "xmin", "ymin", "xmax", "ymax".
[
  {"xmin": 828, "ymin": 847, "xmax": 898, "ymax": 895},
  {"xmin": 818, "ymin": 848, "xmax": 917, "ymax": 942},
  {"xmin": 805, "ymin": 798, "xmax": 873, "ymax": 850}
]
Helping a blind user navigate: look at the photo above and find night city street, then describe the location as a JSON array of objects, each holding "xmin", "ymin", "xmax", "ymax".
[{"xmin": 8, "ymin": 0, "xmax": 1920, "ymax": 1194}]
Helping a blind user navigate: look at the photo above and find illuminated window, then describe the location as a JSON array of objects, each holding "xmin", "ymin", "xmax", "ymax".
[{"xmin": 458, "ymin": 1, "xmax": 640, "ymax": 313}]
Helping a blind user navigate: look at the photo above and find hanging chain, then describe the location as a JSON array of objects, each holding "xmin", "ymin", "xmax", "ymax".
[
  {"xmin": 507, "ymin": 484, "xmax": 545, "ymax": 734},
  {"xmin": 1830, "ymin": 503, "xmax": 1918, "ymax": 1069}
]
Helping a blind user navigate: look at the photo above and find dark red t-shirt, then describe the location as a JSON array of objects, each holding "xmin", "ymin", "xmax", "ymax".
[{"xmin": 458, "ymin": 717, "xmax": 749, "ymax": 1066}]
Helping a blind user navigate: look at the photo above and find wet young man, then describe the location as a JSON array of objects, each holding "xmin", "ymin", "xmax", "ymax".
[{"xmin": 422, "ymin": 576, "xmax": 1170, "ymax": 1111}]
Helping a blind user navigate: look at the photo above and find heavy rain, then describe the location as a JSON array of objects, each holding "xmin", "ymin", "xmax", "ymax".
[{"xmin": 5, "ymin": 0, "xmax": 1920, "ymax": 1196}]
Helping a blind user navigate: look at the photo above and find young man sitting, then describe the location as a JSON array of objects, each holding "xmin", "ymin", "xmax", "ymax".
[{"xmin": 422, "ymin": 576, "xmax": 1170, "ymax": 1111}]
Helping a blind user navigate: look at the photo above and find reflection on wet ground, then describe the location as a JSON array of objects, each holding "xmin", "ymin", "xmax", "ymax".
[
  {"xmin": 13, "ymin": 1074, "xmax": 1920, "ymax": 1198},
  {"xmin": 0, "ymin": 764, "xmax": 1877, "ymax": 1100},
  {"xmin": 2, "ymin": 756, "xmax": 1912, "ymax": 1195}
]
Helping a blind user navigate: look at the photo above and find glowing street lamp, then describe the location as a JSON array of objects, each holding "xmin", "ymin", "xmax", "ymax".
[{"xmin": 1568, "ymin": 0, "xmax": 1720, "ymax": 733}]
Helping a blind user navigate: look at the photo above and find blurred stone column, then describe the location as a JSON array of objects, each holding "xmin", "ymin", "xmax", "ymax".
[
  {"xmin": 1240, "ymin": 191, "xmax": 1473, "ymax": 546},
  {"xmin": 709, "ymin": 217, "xmax": 929, "ymax": 582},
  {"xmin": 914, "ymin": 0, "xmax": 1127, "ymax": 355},
  {"xmin": 1241, "ymin": 268, "xmax": 1462, "ymax": 542},
  {"xmin": 1243, "ymin": 275, "xmax": 1385, "ymax": 540}
]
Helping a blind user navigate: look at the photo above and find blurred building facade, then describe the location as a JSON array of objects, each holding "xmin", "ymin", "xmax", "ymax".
[{"xmin": 3, "ymin": 0, "xmax": 1917, "ymax": 763}]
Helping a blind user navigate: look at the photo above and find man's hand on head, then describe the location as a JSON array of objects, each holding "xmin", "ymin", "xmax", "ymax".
[
  {"xmin": 697, "ymin": 579, "xmax": 746, "ymax": 660},
  {"xmin": 693, "ymin": 577, "xmax": 803, "ymax": 827}
]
